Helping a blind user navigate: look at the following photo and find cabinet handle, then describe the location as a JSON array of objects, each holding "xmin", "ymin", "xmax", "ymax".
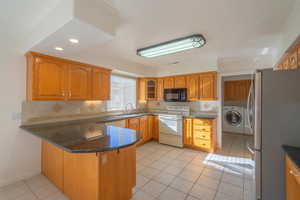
[
  {"xmin": 62, "ymin": 91, "xmax": 65, "ymax": 97},
  {"xmin": 69, "ymin": 91, "xmax": 72, "ymax": 97},
  {"xmin": 290, "ymin": 170, "xmax": 299, "ymax": 177}
]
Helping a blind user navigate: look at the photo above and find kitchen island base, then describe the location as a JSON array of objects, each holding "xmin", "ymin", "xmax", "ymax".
[{"xmin": 42, "ymin": 141, "xmax": 136, "ymax": 200}]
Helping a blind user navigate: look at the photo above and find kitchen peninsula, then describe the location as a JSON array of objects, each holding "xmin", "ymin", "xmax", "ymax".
[{"xmin": 21, "ymin": 121, "xmax": 140, "ymax": 200}]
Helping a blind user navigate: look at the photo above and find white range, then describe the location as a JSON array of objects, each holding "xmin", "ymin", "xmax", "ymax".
[{"xmin": 158, "ymin": 106, "xmax": 190, "ymax": 148}]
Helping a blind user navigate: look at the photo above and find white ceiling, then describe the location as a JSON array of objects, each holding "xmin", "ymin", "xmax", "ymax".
[
  {"xmin": 75, "ymin": 0, "xmax": 295, "ymax": 73},
  {"xmin": 1, "ymin": 0, "xmax": 297, "ymax": 76}
]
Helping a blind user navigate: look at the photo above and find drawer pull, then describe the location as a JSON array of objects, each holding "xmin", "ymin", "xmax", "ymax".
[{"xmin": 290, "ymin": 170, "xmax": 299, "ymax": 177}]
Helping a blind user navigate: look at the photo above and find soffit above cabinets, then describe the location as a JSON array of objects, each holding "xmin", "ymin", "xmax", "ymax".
[{"xmin": 29, "ymin": 0, "xmax": 122, "ymax": 58}]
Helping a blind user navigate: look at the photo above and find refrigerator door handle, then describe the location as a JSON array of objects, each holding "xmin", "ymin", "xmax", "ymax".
[{"xmin": 254, "ymin": 71, "xmax": 262, "ymax": 150}]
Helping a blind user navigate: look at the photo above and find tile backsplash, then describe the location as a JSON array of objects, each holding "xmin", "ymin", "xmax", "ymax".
[
  {"xmin": 22, "ymin": 100, "xmax": 147, "ymax": 123},
  {"xmin": 147, "ymin": 101, "xmax": 218, "ymax": 113},
  {"xmin": 22, "ymin": 100, "xmax": 218, "ymax": 123}
]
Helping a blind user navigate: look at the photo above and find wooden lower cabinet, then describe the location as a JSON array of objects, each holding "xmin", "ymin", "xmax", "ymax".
[
  {"xmin": 286, "ymin": 156, "xmax": 300, "ymax": 200},
  {"xmin": 183, "ymin": 118, "xmax": 216, "ymax": 153},
  {"xmin": 42, "ymin": 142, "xmax": 136, "ymax": 200},
  {"xmin": 126, "ymin": 116, "xmax": 158, "ymax": 145},
  {"xmin": 41, "ymin": 142, "xmax": 64, "ymax": 191},
  {"xmin": 64, "ymin": 152, "xmax": 99, "ymax": 200}
]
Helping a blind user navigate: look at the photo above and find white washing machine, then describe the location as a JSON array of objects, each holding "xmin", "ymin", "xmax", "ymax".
[{"xmin": 223, "ymin": 106, "xmax": 245, "ymax": 134}]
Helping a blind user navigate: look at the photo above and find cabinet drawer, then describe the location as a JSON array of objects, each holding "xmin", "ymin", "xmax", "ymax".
[
  {"xmin": 193, "ymin": 139, "xmax": 211, "ymax": 149},
  {"xmin": 193, "ymin": 131, "xmax": 211, "ymax": 140},
  {"xmin": 193, "ymin": 125, "xmax": 211, "ymax": 132},
  {"xmin": 193, "ymin": 119, "xmax": 212, "ymax": 126}
]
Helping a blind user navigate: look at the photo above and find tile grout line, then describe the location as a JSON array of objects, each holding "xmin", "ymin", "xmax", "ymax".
[{"xmin": 23, "ymin": 180, "xmax": 41, "ymax": 200}]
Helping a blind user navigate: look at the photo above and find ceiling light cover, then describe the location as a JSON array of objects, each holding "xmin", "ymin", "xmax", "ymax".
[
  {"xmin": 137, "ymin": 34, "xmax": 206, "ymax": 58},
  {"xmin": 54, "ymin": 47, "xmax": 64, "ymax": 51},
  {"xmin": 69, "ymin": 38, "xmax": 79, "ymax": 44}
]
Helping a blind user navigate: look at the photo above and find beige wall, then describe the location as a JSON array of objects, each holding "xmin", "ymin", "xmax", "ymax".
[{"xmin": 0, "ymin": 47, "xmax": 41, "ymax": 187}]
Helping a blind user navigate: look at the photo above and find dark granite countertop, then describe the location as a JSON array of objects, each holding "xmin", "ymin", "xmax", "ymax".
[
  {"xmin": 22, "ymin": 123, "xmax": 141, "ymax": 153},
  {"xmin": 282, "ymin": 145, "xmax": 300, "ymax": 169}
]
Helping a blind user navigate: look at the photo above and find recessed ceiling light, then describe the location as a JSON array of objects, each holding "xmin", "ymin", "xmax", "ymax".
[
  {"xmin": 261, "ymin": 47, "xmax": 269, "ymax": 55},
  {"xmin": 69, "ymin": 38, "xmax": 79, "ymax": 44},
  {"xmin": 54, "ymin": 47, "xmax": 64, "ymax": 51}
]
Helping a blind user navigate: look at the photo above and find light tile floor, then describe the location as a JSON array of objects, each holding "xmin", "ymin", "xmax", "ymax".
[{"xmin": 0, "ymin": 133, "xmax": 255, "ymax": 200}]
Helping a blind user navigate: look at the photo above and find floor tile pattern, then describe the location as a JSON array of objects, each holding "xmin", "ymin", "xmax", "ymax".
[{"xmin": 0, "ymin": 133, "xmax": 254, "ymax": 200}]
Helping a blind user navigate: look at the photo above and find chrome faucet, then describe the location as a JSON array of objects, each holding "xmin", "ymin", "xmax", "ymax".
[{"xmin": 125, "ymin": 103, "xmax": 134, "ymax": 114}]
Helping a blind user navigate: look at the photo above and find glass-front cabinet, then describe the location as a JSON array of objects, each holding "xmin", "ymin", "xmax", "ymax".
[{"xmin": 146, "ymin": 79, "xmax": 157, "ymax": 100}]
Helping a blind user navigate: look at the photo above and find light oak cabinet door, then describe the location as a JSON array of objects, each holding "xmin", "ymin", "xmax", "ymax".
[
  {"xmin": 289, "ymin": 49, "xmax": 298, "ymax": 70},
  {"xmin": 139, "ymin": 116, "xmax": 148, "ymax": 144},
  {"xmin": 157, "ymin": 78, "xmax": 164, "ymax": 101},
  {"xmin": 137, "ymin": 78, "xmax": 146, "ymax": 102},
  {"xmin": 298, "ymin": 46, "xmax": 300, "ymax": 68},
  {"xmin": 92, "ymin": 68, "xmax": 111, "ymax": 100},
  {"xmin": 286, "ymin": 156, "xmax": 300, "ymax": 200},
  {"xmin": 152, "ymin": 116, "xmax": 159, "ymax": 141},
  {"xmin": 199, "ymin": 73, "xmax": 216, "ymax": 100},
  {"xmin": 41, "ymin": 142, "xmax": 64, "ymax": 191},
  {"xmin": 99, "ymin": 150, "xmax": 119, "ymax": 200},
  {"xmin": 68, "ymin": 64, "xmax": 92, "ymax": 100},
  {"xmin": 118, "ymin": 145, "xmax": 136, "ymax": 199},
  {"xmin": 146, "ymin": 79, "xmax": 157, "ymax": 100},
  {"xmin": 187, "ymin": 75, "xmax": 199, "ymax": 101},
  {"xmin": 33, "ymin": 57, "xmax": 67, "ymax": 100},
  {"xmin": 164, "ymin": 77, "xmax": 174, "ymax": 89},
  {"xmin": 184, "ymin": 118, "xmax": 193, "ymax": 146},
  {"xmin": 63, "ymin": 152, "xmax": 99, "ymax": 200},
  {"xmin": 26, "ymin": 52, "xmax": 112, "ymax": 101},
  {"xmin": 174, "ymin": 76, "xmax": 186, "ymax": 88},
  {"xmin": 99, "ymin": 146, "xmax": 135, "ymax": 200},
  {"xmin": 224, "ymin": 80, "xmax": 251, "ymax": 101},
  {"xmin": 126, "ymin": 118, "xmax": 140, "ymax": 131}
]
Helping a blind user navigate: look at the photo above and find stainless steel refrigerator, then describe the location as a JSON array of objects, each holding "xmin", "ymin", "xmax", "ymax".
[{"xmin": 247, "ymin": 68, "xmax": 300, "ymax": 200}]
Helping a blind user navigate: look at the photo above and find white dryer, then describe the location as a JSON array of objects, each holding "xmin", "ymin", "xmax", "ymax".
[{"xmin": 223, "ymin": 106, "xmax": 245, "ymax": 134}]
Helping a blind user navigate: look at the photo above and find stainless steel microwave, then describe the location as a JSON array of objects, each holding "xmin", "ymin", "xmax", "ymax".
[{"xmin": 163, "ymin": 88, "xmax": 187, "ymax": 102}]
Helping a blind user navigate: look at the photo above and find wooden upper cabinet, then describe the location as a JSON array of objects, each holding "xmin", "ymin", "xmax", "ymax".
[
  {"xmin": 224, "ymin": 80, "xmax": 251, "ymax": 101},
  {"xmin": 26, "ymin": 52, "xmax": 111, "ymax": 101},
  {"xmin": 275, "ymin": 40, "xmax": 300, "ymax": 71},
  {"xmin": 146, "ymin": 79, "xmax": 157, "ymax": 100},
  {"xmin": 199, "ymin": 72, "xmax": 217, "ymax": 100},
  {"xmin": 157, "ymin": 78, "xmax": 164, "ymax": 101},
  {"xmin": 289, "ymin": 48, "xmax": 298, "ymax": 70},
  {"xmin": 137, "ymin": 78, "xmax": 146, "ymax": 102},
  {"xmin": 29, "ymin": 56, "xmax": 67, "ymax": 100},
  {"xmin": 164, "ymin": 77, "xmax": 174, "ymax": 89},
  {"xmin": 298, "ymin": 45, "xmax": 300, "ymax": 68},
  {"xmin": 187, "ymin": 75, "xmax": 199, "ymax": 101},
  {"xmin": 68, "ymin": 64, "xmax": 92, "ymax": 100},
  {"xmin": 174, "ymin": 76, "xmax": 186, "ymax": 88},
  {"xmin": 92, "ymin": 68, "xmax": 111, "ymax": 100}
]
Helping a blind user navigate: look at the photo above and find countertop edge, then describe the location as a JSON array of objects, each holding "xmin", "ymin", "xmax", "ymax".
[{"xmin": 25, "ymin": 127, "xmax": 142, "ymax": 154}]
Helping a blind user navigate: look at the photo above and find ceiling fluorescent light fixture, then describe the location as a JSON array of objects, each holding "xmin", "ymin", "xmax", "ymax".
[{"xmin": 137, "ymin": 34, "xmax": 206, "ymax": 58}]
